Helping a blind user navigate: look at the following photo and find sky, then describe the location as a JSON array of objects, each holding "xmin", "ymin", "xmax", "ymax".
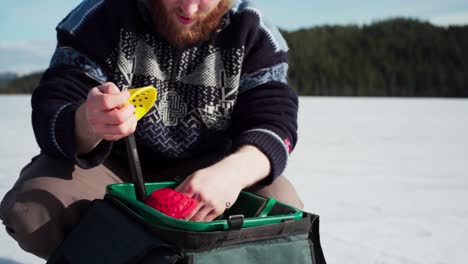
[{"xmin": 1, "ymin": 0, "xmax": 468, "ymax": 74}]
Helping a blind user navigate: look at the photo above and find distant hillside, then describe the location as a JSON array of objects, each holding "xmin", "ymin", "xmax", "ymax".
[
  {"xmin": 1, "ymin": 18, "xmax": 467, "ymax": 97},
  {"xmin": 0, "ymin": 72, "xmax": 18, "ymax": 86},
  {"xmin": 283, "ymin": 18, "xmax": 468, "ymax": 97},
  {"xmin": 0, "ymin": 72, "xmax": 43, "ymax": 94}
]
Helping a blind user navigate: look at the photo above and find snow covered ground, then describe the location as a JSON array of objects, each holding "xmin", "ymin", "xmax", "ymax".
[{"xmin": 0, "ymin": 95, "xmax": 467, "ymax": 264}]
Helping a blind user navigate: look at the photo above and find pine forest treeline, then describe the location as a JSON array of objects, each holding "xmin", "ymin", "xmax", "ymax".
[
  {"xmin": 1, "ymin": 18, "xmax": 467, "ymax": 97},
  {"xmin": 283, "ymin": 18, "xmax": 467, "ymax": 97}
]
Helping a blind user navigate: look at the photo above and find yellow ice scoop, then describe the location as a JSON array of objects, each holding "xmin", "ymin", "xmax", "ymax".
[{"xmin": 127, "ymin": 86, "xmax": 158, "ymax": 120}]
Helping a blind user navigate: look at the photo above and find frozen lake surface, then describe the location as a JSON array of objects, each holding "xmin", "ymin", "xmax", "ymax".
[{"xmin": 0, "ymin": 95, "xmax": 467, "ymax": 264}]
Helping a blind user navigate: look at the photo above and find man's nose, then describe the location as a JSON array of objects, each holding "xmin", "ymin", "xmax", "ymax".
[{"xmin": 180, "ymin": 0, "xmax": 199, "ymax": 17}]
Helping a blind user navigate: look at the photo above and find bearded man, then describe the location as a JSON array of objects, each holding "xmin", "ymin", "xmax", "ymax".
[{"xmin": 0, "ymin": 0, "xmax": 302, "ymax": 259}]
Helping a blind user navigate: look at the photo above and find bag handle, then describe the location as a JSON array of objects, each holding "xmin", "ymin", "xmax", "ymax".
[{"xmin": 254, "ymin": 198, "xmax": 277, "ymax": 217}]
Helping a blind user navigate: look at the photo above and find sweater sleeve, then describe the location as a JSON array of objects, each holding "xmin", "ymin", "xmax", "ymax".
[
  {"xmin": 31, "ymin": 0, "xmax": 124, "ymax": 168},
  {"xmin": 31, "ymin": 65, "xmax": 113, "ymax": 169},
  {"xmin": 229, "ymin": 6, "xmax": 298, "ymax": 184}
]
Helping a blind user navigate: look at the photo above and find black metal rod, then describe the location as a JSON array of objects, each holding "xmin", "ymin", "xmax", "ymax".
[{"xmin": 125, "ymin": 133, "xmax": 147, "ymax": 202}]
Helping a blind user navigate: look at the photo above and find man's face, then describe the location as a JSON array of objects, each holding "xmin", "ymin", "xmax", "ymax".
[{"xmin": 150, "ymin": 0, "xmax": 231, "ymax": 47}]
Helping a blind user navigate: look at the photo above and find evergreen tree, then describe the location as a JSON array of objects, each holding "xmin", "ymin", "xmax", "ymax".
[{"xmin": 1, "ymin": 18, "xmax": 467, "ymax": 97}]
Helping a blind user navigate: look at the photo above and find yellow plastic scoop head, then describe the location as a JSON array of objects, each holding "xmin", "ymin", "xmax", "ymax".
[{"xmin": 127, "ymin": 86, "xmax": 158, "ymax": 120}]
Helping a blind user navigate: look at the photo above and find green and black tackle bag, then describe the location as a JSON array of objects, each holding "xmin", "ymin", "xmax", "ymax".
[{"xmin": 47, "ymin": 182, "xmax": 326, "ymax": 264}]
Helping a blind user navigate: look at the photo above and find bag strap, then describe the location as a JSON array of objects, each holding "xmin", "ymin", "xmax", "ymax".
[{"xmin": 305, "ymin": 212, "xmax": 327, "ymax": 264}]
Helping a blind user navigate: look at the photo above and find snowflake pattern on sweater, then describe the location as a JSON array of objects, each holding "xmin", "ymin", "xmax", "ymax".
[{"xmin": 102, "ymin": 29, "xmax": 244, "ymax": 157}]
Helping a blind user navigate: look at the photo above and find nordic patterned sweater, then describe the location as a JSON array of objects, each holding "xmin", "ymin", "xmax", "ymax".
[{"xmin": 32, "ymin": 0, "xmax": 298, "ymax": 184}]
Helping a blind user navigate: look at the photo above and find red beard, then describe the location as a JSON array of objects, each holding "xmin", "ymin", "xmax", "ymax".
[{"xmin": 149, "ymin": 0, "xmax": 232, "ymax": 47}]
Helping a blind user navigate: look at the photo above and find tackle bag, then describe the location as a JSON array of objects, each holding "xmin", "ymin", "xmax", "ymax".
[{"xmin": 47, "ymin": 182, "xmax": 326, "ymax": 264}]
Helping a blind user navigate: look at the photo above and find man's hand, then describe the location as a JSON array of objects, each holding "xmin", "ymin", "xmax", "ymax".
[
  {"xmin": 175, "ymin": 145, "xmax": 270, "ymax": 222},
  {"xmin": 75, "ymin": 82, "xmax": 136, "ymax": 154}
]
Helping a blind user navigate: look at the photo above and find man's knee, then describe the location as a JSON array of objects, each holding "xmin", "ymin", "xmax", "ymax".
[
  {"xmin": 0, "ymin": 187, "xmax": 69, "ymax": 259},
  {"xmin": 0, "ymin": 155, "xmax": 102, "ymax": 259},
  {"xmin": 250, "ymin": 175, "xmax": 304, "ymax": 210}
]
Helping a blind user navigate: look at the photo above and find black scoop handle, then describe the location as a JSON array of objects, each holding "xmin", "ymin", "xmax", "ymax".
[{"xmin": 125, "ymin": 133, "xmax": 147, "ymax": 202}]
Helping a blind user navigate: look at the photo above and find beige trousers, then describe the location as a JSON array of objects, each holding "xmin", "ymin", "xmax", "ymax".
[{"xmin": 0, "ymin": 154, "xmax": 303, "ymax": 260}]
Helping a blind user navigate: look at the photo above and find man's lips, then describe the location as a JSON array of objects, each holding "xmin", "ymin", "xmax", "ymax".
[{"xmin": 178, "ymin": 16, "xmax": 193, "ymax": 24}]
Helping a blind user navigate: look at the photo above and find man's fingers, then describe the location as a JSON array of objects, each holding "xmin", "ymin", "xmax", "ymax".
[
  {"xmin": 97, "ymin": 82, "xmax": 121, "ymax": 94},
  {"xmin": 96, "ymin": 115, "xmax": 137, "ymax": 138},
  {"xmin": 204, "ymin": 210, "xmax": 222, "ymax": 222},
  {"xmin": 100, "ymin": 92, "xmax": 131, "ymax": 110},
  {"xmin": 184, "ymin": 200, "xmax": 205, "ymax": 220},
  {"xmin": 174, "ymin": 182, "xmax": 186, "ymax": 193},
  {"xmin": 175, "ymin": 181, "xmax": 195, "ymax": 198},
  {"xmin": 102, "ymin": 134, "xmax": 123, "ymax": 141},
  {"xmin": 103, "ymin": 104, "xmax": 135, "ymax": 125},
  {"xmin": 203, "ymin": 200, "xmax": 227, "ymax": 222},
  {"xmin": 89, "ymin": 83, "xmax": 130, "ymax": 111},
  {"xmin": 190, "ymin": 204, "xmax": 213, "ymax": 222}
]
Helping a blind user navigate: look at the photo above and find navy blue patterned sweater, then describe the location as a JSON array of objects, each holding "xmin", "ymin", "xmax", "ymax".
[{"xmin": 32, "ymin": 0, "xmax": 298, "ymax": 184}]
